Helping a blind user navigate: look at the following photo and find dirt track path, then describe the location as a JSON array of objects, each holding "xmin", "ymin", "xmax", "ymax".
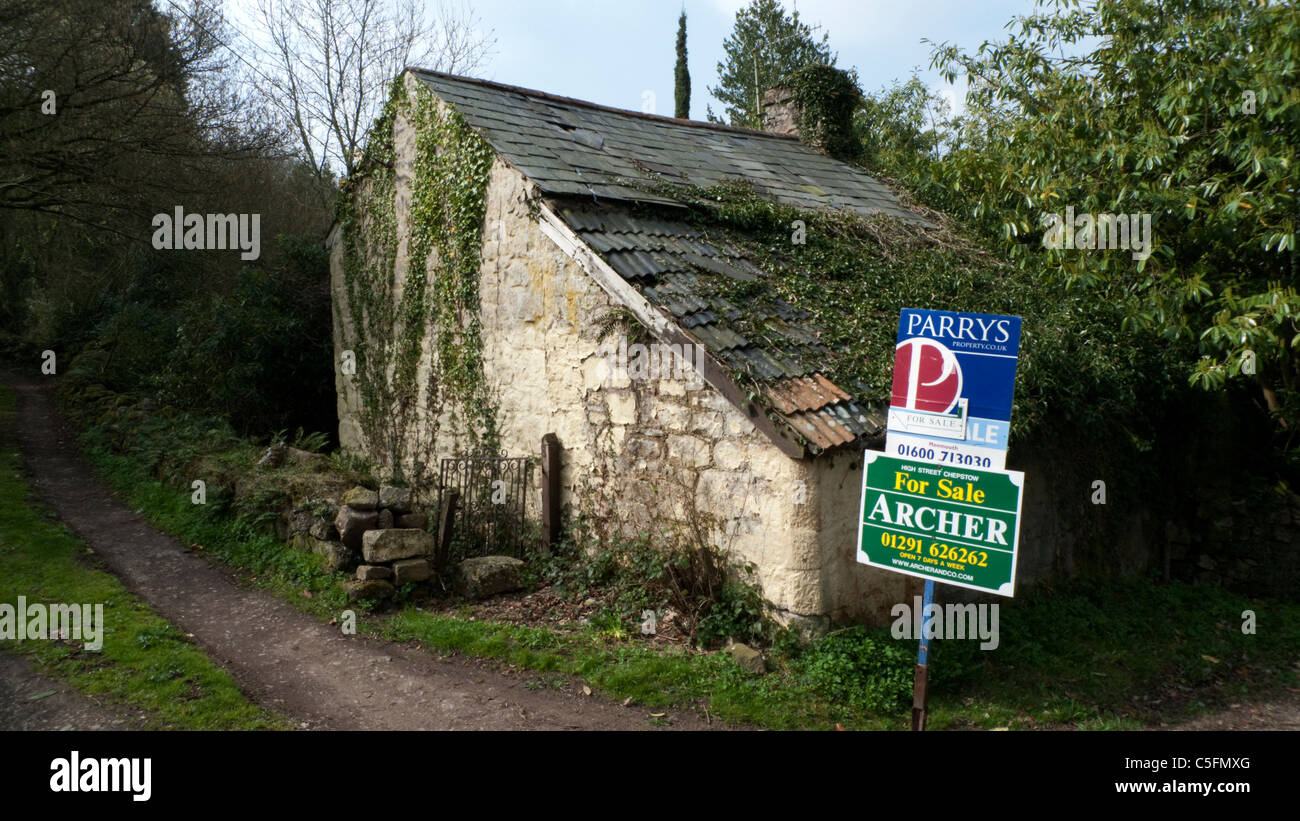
[
  {"xmin": 5, "ymin": 375, "xmax": 708, "ymax": 730},
  {"xmin": 1168, "ymin": 695, "xmax": 1300, "ymax": 731},
  {"xmin": 0, "ymin": 651, "xmax": 143, "ymax": 731}
]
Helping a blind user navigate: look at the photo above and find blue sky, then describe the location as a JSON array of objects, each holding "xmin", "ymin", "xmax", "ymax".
[
  {"xmin": 458, "ymin": 0, "xmax": 1043, "ymax": 117},
  {"xmin": 225, "ymin": 0, "xmax": 1046, "ymax": 120}
]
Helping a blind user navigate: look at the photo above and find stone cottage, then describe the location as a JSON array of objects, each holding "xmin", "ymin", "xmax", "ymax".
[{"xmin": 328, "ymin": 68, "xmax": 992, "ymax": 629}]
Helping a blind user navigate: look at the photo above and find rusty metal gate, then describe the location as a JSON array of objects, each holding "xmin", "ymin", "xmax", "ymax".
[{"xmin": 436, "ymin": 454, "xmax": 533, "ymax": 563}]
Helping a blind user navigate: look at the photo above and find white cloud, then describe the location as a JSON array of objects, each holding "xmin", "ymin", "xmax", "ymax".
[{"xmin": 936, "ymin": 77, "xmax": 966, "ymax": 118}]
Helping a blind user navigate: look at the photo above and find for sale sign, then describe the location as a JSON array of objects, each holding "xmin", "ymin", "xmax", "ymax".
[
  {"xmin": 885, "ymin": 309, "xmax": 1021, "ymax": 470},
  {"xmin": 856, "ymin": 452, "xmax": 1023, "ymax": 596}
]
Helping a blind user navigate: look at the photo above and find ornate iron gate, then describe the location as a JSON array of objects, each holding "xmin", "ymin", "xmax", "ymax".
[{"xmin": 436, "ymin": 454, "xmax": 533, "ymax": 563}]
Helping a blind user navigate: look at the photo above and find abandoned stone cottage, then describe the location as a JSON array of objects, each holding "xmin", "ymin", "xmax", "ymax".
[{"xmin": 329, "ymin": 68, "xmax": 1026, "ymax": 630}]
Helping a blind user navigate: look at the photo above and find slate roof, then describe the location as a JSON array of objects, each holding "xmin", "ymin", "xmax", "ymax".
[
  {"xmin": 412, "ymin": 69, "xmax": 923, "ymax": 223},
  {"xmin": 409, "ymin": 69, "xmax": 927, "ymax": 454}
]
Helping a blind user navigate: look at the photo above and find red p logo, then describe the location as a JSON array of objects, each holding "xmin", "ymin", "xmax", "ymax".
[{"xmin": 891, "ymin": 338, "xmax": 962, "ymax": 413}]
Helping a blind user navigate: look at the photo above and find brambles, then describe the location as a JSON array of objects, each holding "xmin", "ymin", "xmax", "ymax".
[{"xmin": 533, "ymin": 529, "xmax": 773, "ymax": 648}]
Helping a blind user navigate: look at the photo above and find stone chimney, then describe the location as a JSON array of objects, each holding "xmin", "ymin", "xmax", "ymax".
[
  {"xmin": 761, "ymin": 67, "xmax": 862, "ymax": 161},
  {"xmin": 761, "ymin": 85, "xmax": 800, "ymax": 137}
]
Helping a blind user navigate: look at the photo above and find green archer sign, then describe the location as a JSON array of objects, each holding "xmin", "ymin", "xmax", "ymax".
[{"xmin": 856, "ymin": 452, "xmax": 1024, "ymax": 596}]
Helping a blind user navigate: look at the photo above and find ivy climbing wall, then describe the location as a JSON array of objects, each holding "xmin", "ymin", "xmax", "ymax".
[{"xmin": 332, "ymin": 75, "xmax": 499, "ymax": 493}]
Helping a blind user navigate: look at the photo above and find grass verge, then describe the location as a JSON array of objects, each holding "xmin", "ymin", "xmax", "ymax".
[
  {"xmin": 47, "ymin": 381, "xmax": 1300, "ymax": 731},
  {"xmin": 0, "ymin": 383, "xmax": 289, "ymax": 730}
]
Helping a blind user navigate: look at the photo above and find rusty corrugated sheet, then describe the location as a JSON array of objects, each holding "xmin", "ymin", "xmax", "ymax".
[{"xmin": 763, "ymin": 375, "xmax": 874, "ymax": 451}]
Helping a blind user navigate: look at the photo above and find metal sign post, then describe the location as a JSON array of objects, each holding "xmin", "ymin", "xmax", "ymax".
[{"xmin": 912, "ymin": 578, "xmax": 935, "ymax": 731}]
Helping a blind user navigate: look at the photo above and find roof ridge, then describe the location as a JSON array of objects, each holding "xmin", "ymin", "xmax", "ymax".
[{"xmin": 406, "ymin": 66, "xmax": 801, "ymax": 142}]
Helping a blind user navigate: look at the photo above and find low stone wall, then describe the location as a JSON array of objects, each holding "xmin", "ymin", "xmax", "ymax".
[{"xmin": 1166, "ymin": 489, "xmax": 1300, "ymax": 598}]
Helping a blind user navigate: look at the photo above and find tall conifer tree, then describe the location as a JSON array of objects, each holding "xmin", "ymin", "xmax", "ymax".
[
  {"xmin": 674, "ymin": 11, "xmax": 690, "ymax": 119},
  {"xmin": 708, "ymin": 0, "xmax": 833, "ymax": 128}
]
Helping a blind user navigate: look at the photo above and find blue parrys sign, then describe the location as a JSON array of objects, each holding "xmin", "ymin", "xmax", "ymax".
[{"xmin": 885, "ymin": 309, "xmax": 1022, "ymax": 470}]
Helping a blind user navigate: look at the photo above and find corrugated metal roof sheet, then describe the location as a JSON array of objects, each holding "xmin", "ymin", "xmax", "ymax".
[{"xmin": 553, "ymin": 198, "xmax": 889, "ymax": 453}]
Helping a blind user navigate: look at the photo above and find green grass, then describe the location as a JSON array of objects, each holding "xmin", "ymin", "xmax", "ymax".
[
  {"xmin": 919, "ymin": 578, "xmax": 1300, "ymax": 730},
  {"xmin": 376, "ymin": 605, "xmax": 896, "ymax": 728},
  {"xmin": 0, "ymin": 384, "xmax": 289, "ymax": 730},
  {"xmin": 61, "ymin": 385, "xmax": 1300, "ymax": 731}
]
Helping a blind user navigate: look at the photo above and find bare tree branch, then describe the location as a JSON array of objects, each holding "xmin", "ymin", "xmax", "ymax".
[
  {"xmin": 0, "ymin": 0, "xmax": 283, "ymax": 229},
  {"xmin": 253, "ymin": 0, "xmax": 495, "ymax": 182}
]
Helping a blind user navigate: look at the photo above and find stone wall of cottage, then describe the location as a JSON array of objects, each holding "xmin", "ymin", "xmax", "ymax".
[
  {"xmin": 331, "ymin": 73, "xmax": 427, "ymax": 460},
  {"xmin": 329, "ymin": 82, "xmax": 910, "ymax": 624},
  {"xmin": 475, "ymin": 156, "xmax": 853, "ymax": 624},
  {"xmin": 808, "ymin": 454, "xmax": 911, "ymax": 626}
]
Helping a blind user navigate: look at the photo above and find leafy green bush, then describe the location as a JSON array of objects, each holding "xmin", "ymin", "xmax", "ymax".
[
  {"xmin": 148, "ymin": 242, "xmax": 335, "ymax": 439},
  {"xmin": 924, "ymin": 0, "xmax": 1299, "ymax": 453},
  {"xmin": 796, "ymin": 627, "xmax": 913, "ymax": 713},
  {"xmin": 45, "ymin": 233, "xmax": 335, "ymax": 443},
  {"xmin": 696, "ymin": 573, "xmax": 770, "ymax": 647}
]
